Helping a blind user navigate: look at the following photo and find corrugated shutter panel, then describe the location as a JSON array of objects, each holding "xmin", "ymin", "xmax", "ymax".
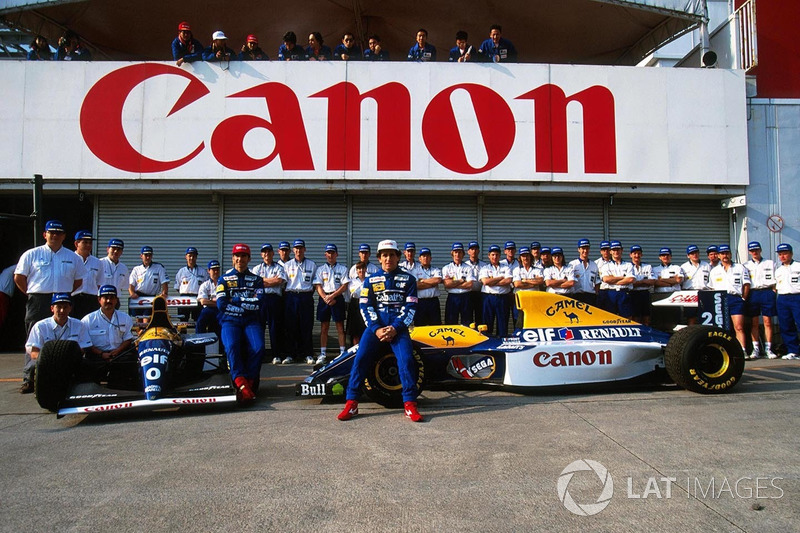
[
  {"xmin": 482, "ymin": 196, "xmax": 605, "ymax": 255},
  {"xmin": 608, "ymin": 199, "xmax": 729, "ymax": 264},
  {"xmin": 351, "ymin": 195, "xmax": 478, "ymax": 269},
  {"xmin": 96, "ymin": 195, "xmax": 221, "ymax": 309}
]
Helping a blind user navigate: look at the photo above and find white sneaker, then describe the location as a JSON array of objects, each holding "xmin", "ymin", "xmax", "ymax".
[
  {"xmin": 746, "ymin": 352, "xmax": 761, "ymax": 361},
  {"xmin": 766, "ymin": 350, "xmax": 779, "ymax": 359},
  {"xmin": 781, "ymin": 353, "xmax": 800, "ymax": 360},
  {"xmin": 282, "ymin": 357, "xmax": 295, "ymax": 364},
  {"xmin": 305, "ymin": 356, "xmax": 315, "ymax": 364},
  {"xmin": 272, "ymin": 357, "xmax": 282, "ymax": 365},
  {"xmin": 316, "ymin": 354, "xmax": 327, "ymax": 365}
]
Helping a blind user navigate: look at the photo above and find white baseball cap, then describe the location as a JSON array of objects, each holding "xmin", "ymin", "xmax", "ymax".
[
  {"xmin": 377, "ymin": 239, "xmax": 399, "ymax": 253},
  {"xmin": 212, "ymin": 31, "xmax": 228, "ymax": 40}
]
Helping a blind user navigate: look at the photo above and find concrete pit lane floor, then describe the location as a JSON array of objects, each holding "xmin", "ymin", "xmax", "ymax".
[{"xmin": 0, "ymin": 351, "xmax": 798, "ymax": 532}]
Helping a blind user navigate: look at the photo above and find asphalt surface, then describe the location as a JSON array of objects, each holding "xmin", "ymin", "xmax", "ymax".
[{"xmin": 1, "ymin": 352, "xmax": 798, "ymax": 532}]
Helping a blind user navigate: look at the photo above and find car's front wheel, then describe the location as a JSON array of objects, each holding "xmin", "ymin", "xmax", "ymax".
[
  {"xmin": 35, "ymin": 340, "xmax": 82, "ymax": 412},
  {"xmin": 363, "ymin": 349, "xmax": 425, "ymax": 408},
  {"xmin": 665, "ymin": 325, "xmax": 744, "ymax": 393}
]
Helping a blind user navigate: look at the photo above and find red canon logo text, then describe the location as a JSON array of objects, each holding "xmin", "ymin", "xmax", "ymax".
[
  {"xmin": 533, "ymin": 349, "xmax": 612, "ymax": 367},
  {"xmin": 80, "ymin": 64, "xmax": 617, "ymax": 175}
]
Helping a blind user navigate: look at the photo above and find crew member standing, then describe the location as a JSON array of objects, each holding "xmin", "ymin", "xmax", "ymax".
[
  {"xmin": 71, "ymin": 230, "xmax": 101, "ymax": 319},
  {"xmin": 569, "ymin": 239, "xmax": 598, "ymax": 306},
  {"xmin": 174, "ymin": 247, "xmax": 208, "ymax": 321},
  {"xmin": 314, "ymin": 244, "xmax": 349, "ymax": 364},
  {"xmin": 282, "ymin": 240, "xmax": 316, "ymax": 364},
  {"xmin": 465, "ymin": 241, "xmax": 487, "ymax": 325},
  {"xmin": 599, "ymin": 241, "xmax": 635, "ymax": 318},
  {"xmin": 775, "ymin": 243, "xmax": 800, "ymax": 360},
  {"xmin": 744, "ymin": 241, "xmax": 777, "ymax": 359},
  {"xmin": 679, "ymin": 245, "xmax": 710, "ymax": 325},
  {"xmin": 479, "ymin": 245, "xmax": 513, "ymax": 337},
  {"xmin": 410, "ymin": 247, "xmax": 443, "ymax": 326},
  {"xmin": 98, "ymin": 238, "xmax": 129, "ymax": 302},
  {"xmin": 442, "ymin": 243, "xmax": 475, "ymax": 325},
  {"xmin": 709, "ymin": 244, "xmax": 751, "ymax": 354},
  {"xmin": 252, "ymin": 243, "xmax": 288, "ymax": 364},
  {"xmin": 129, "ymin": 246, "xmax": 169, "ymax": 315}
]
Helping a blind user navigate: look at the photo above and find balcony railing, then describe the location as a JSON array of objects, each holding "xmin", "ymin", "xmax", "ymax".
[{"xmin": 736, "ymin": 0, "xmax": 757, "ymax": 71}]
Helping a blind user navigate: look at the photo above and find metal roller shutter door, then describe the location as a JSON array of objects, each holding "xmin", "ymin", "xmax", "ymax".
[
  {"xmin": 608, "ymin": 199, "xmax": 730, "ymax": 265},
  {"xmin": 350, "ymin": 195, "xmax": 478, "ymax": 268},
  {"xmin": 482, "ymin": 196, "xmax": 605, "ymax": 256},
  {"xmin": 95, "ymin": 195, "xmax": 221, "ymax": 308}
]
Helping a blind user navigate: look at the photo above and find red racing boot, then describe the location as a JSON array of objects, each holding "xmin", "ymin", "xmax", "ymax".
[
  {"xmin": 337, "ymin": 400, "xmax": 359, "ymax": 421},
  {"xmin": 404, "ymin": 401, "xmax": 424, "ymax": 422},
  {"xmin": 234, "ymin": 376, "xmax": 256, "ymax": 404}
]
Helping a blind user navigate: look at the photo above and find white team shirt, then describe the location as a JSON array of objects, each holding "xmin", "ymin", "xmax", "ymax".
[
  {"xmin": 349, "ymin": 262, "xmax": 379, "ymax": 280},
  {"xmin": 775, "ymin": 261, "xmax": 800, "ymax": 295},
  {"xmin": 98, "ymin": 257, "xmax": 129, "ymax": 295},
  {"xmin": 410, "ymin": 264, "xmax": 442, "ymax": 299},
  {"xmin": 442, "ymin": 262, "xmax": 476, "ymax": 294},
  {"xmin": 501, "ymin": 258, "xmax": 520, "ymax": 272},
  {"xmin": 73, "ymin": 254, "xmax": 102, "ymax": 296},
  {"xmin": 543, "ymin": 265, "xmax": 576, "ymax": 295},
  {"xmin": 680, "ymin": 260, "xmax": 710, "ymax": 290},
  {"xmin": 313, "ymin": 262, "xmax": 350, "ymax": 294},
  {"xmin": 348, "ymin": 276, "xmax": 366, "ymax": 298},
  {"xmin": 652, "ymin": 263, "xmax": 684, "ymax": 293},
  {"xmin": 465, "ymin": 259, "xmax": 488, "ymax": 292},
  {"xmin": 15, "ymin": 244, "xmax": 86, "ymax": 294},
  {"xmin": 569, "ymin": 259, "xmax": 598, "ymax": 294},
  {"xmin": 512, "ymin": 264, "xmax": 544, "ymax": 293},
  {"xmin": 174, "ymin": 265, "xmax": 209, "ymax": 295},
  {"xmin": 284, "ymin": 258, "xmax": 316, "ymax": 292},
  {"xmin": 744, "ymin": 258, "xmax": 776, "ymax": 290},
  {"xmin": 479, "ymin": 263, "xmax": 513, "ymax": 295},
  {"xmin": 197, "ymin": 278, "xmax": 218, "ymax": 304},
  {"xmin": 630, "ymin": 263, "xmax": 655, "ymax": 292},
  {"xmin": 599, "ymin": 261, "xmax": 634, "ymax": 290},
  {"xmin": 81, "ymin": 309, "xmax": 134, "ymax": 351},
  {"xmin": 252, "ymin": 262, "xmax": 288, "ymax": 295},
  {"xmin": 25, "ymin": 316, "xmax": 91, "ymax": 353},
  {"xmin": 0, "ymin": 264, "xmax": 16, "ymax": 297},
  {"xmin": 709, "ymin": 263, "xmax": 751, "ymax": 296},
  {"xmin": 129, "ymin": 263, "xmax": 169, "ymax": 295},
  {"xmin": 399, "ymin": 260, "xmax": 418, "ymax": 273}
]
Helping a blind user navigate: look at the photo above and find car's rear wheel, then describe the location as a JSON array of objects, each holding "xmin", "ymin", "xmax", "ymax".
[
  {"xmin": 363, "ymin": 349, "xmax": 425, "ymax": 408},
  {"xmin": 35, "ymin": 340, "xmax": 82, "ymax": 412},
  {"xmin": 665, "ymin": 325, "xmax": 744, "ymax": 393}
]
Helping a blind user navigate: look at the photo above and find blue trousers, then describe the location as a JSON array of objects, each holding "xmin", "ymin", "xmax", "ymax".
[
  {"xmin": 483, "ymin": 293, "xmax": 510, "ymax": 337},
  {"xmin": 284, "ymin": 291, "xmax": 314, "ymax": 357},
  {"xmin": 777, "ymin": 293, "xmax": 800, "ymax": 354},
  {"xmin": 606, "ymin": 290, "xmax": 632, "ymax": 318},
  {"xmin": 220, "ymin": 320, "xmax": 264, "ymax": 380},
  {"xmin": 262, "ymin": 293, "xmax": 284, "ymax": 355},
  {"xmin": 346, "ymin": 329, "xmax": 418, "ymax": 403},
  {"xmin": 445, "ymin": 292, "xmax": 472, "ymax": 325},
  {"xmin": 196, "ymin": 307, "xmax": 220, "ymax": 336}
]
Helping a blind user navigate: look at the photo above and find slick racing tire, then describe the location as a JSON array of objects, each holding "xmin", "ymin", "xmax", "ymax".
[
  {"xmin": 665, "ymin": 325, "xmax": 744, "ymax": 394},
  {"xmin": 363, "ymin": 349, "xmax": 425, "ymax": 408},
  {"xmin": 35, "ymin": 340, "xmax": 82, "ymax": 412}
]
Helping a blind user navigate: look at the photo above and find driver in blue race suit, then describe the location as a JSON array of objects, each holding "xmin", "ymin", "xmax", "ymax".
[
  {"xmin": 216, "ymin": 244, "xmax": 265, "ymax": 404},
  {"xmin": 338, "ymin": 240, "xmax": 424, "ymax": 422}
]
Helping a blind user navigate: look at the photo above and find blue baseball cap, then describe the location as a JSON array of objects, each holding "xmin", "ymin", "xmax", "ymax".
[
  {"xmin": 488, "ymin": 245, "xmax": 501, "ymax": 253},
  {"xmin": 293, "ymin": 239, "xmax": 305, "ymax": 248},
  {"xmin": 706, "ymin": 245, "xmax": 718, "ymax": 253},
  {"xmin": 51, "ymin": 293, "xmax": 72, "ymax": 305},
  {"xmin": 748, "ymin": 241, "xmax": 762, "ymax": 251},
  {"xmin": 659, "ymin": 247, "xmax": 672, "ymax": 255},
  {"xmin": 540, "ymin": 247, "xmax": 551, "ymax": 254},
  {"xmin": 686, "ymin": 245, "xmax": 699, "ymax": 254},
  {"xmin": 530, "ymin": 241, "xmax": 541, "ymax": 249},
  {"xmin": 98, "ymin": 285, "xmax": 117, "ymax": 297},
  {"xmin": 610, "ymin": 240, "xmax": 622, "ymax": 250},
  {"xmin": 777, "ymin": 243, "xmax": 793, "ymax": 253},
  {"xmin": 325, "ymin": 244, "xmax": 338, "ymax": 253},
  {"xmin": 468, "ymin": 241, "xmax": 480, "ymax": 249},
  {"xmin": 452, "ymin": 242, "xmax": 464, "ymax": 251},
  {"xmin": 185, "ymin": 247, "xmax": 198, "ymax": 255},
  {"xmin": 419, "ymin": 247, "xmax": 431, "ymax": 255},
  {"xmin": 630, "ymin": 245, "xmax": 642, "ymax": 253},
  {"xmin": 141, "ymin": 246, "xmax": 153, "ymax": 254},
  {"xmin": 279, "ymin": 241, "xmax": 291, "ymax": 250},
  {"xmin": 504, "ymin": 241, "xmax": 516, "ymax": 249},
  {"xmin": 108, "ymin": 238, "xmax": 124, "ymax": 249},
  {"xmin": 359, "ymin": 243, "xmax": 371, "ymax": 252},
  {"xmin": 44, "ymin": 220, "xmax": 65, "ymax": 232},
  {"xmin": 552, "ymin": 247, "xmax": 564, "ymax": 255},
  {"xmin": 600, "ymin": 240, "xmax": 611, "ymax": 249},
  {"xmin": 578, "ymin": 239, "xmax": 591, "ymax": 248},
  {"xmin": 404, "ymin": 242, "xmax": 416, "ymax": 251},
  {"xmin": 261, "ymin": 243, "xmax": 273, "ymax": 251},
  {"xmin": 519, "ymin": 247, "xmax": 532, "ymax": 255},
  {"xmin": 207, "ymin": 260, "xmax": 221, "ymax": 269},
  {"xmin": 74, "ymin": 230, "xmax": 92, "ymax": 241},
  {"xmin": 718, "ymin": 244, "xmax": 731, "ymax": 253}
]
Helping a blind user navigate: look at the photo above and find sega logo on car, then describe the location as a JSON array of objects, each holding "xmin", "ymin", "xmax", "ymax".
[{"xmin": 533, "ymin": 349, "xmax": 612, "ymax": 367}]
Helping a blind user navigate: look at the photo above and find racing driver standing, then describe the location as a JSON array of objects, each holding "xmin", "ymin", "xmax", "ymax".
[
  {"xmin": 338, "ymin": 239, "xmax": 423, "ymax": 422},
  {"xmin": 216, "ymin": 244, "xmax": 266, "ymax": 404}
]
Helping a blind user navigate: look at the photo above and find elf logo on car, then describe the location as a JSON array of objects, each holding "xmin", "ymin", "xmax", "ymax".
[
  {"xmin": 520, "ymin": 328, "xmax": 558, "ymax": 342},
  {"xmin": 533, "ymin": 349, "xmax": 612, "ymax": 367}
]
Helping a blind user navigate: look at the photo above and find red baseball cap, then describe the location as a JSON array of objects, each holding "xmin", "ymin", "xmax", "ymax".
[
  {"xmin": 232, "ymin": 243, "xmax": 251, "ymax": 255},
  {"xmin": 178, "ymin": 22, "xmax": 191, "ymax": 32},
  {"xmin": 246, "ymin": 34, "xmax": 258, "ymax": 44}
]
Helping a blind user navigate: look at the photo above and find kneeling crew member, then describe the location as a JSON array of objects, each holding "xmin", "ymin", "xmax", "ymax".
[{"xmin": 81, "ymin": 285, "xmax": 134, "ymax": 362}]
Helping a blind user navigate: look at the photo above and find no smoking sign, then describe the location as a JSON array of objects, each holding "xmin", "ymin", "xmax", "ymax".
[{"xmin": 767, "ymin": 214, "xmax": 784, "ymax": 233}]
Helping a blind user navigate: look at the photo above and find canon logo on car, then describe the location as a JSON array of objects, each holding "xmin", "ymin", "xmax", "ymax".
[
  {"xmin": 171, "ymin": 398, "xmax": 218, "ymax": 404},
  {"xmin": 533, "ymin": 349, "xmax": 612, "ymax": 367},
  {"xmin": 79, "ymin": 63, "xmax": 616, "ymax": 176},
  {"xmin": 82, "ymin": 402, "xmax": 134, "ymax": 412}
]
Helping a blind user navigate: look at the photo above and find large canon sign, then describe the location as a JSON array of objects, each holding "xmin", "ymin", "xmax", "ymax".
[{"xmin": 0, "ymin": 61, "xmax": 748, "ymax": 183}]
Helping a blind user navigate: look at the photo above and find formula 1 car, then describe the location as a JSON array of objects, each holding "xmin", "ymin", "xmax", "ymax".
[
  {"xmin": 35, "ymin": 296, "xmax": 237, "ymax": 417},
  {"xmin": 297, "ymin": 291, "xmax": 744, "ymax": 407}
]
